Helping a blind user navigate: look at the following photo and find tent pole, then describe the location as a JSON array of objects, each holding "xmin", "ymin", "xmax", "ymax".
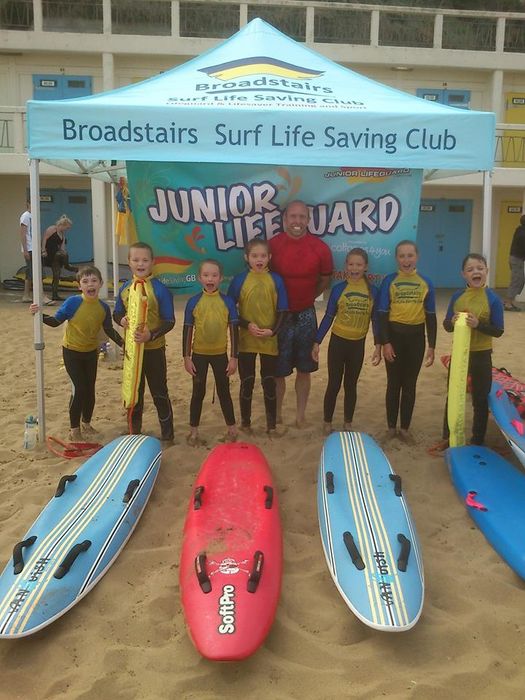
[
  {"xmin": 29, "ymin": 158, "xmax": 46, "ymax": 442},
  {"xmin": 111, "ymin": 182, "xmax": 119, "ymax": 299},
  {"xmin": 482, "ymin": 170, "xmax": 493, "ymax": 285}
]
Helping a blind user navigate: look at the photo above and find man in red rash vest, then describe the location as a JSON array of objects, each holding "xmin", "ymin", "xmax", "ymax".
[{"xmin": 269, "ymin": 200, "xmax": 333, "ymax": 427}]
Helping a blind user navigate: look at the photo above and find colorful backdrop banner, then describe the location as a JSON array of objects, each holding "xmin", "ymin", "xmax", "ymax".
[{"xmin": 126, "ymin": 161, "xmax": 423, "ymax": 294}]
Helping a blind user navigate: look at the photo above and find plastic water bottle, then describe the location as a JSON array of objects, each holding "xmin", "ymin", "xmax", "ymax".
[{"xmin": 23, "ymin": 415, "xmax": 38, "ymax": 450}]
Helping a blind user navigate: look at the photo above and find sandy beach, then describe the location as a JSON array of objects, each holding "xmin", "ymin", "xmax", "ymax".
[{"xmin": 0, "ymin": 288, "xmax": 524, "ymax": 700}]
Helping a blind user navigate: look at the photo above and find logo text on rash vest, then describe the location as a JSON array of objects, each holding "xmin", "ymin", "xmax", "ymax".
[{"xmin": 217, "ymin": 584, "xmax": 236, "ymax": 634}]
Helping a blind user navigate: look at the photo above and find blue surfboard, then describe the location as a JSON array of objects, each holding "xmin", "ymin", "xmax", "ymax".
[
  {"xmin": 317, "ymin": 432, "xmax": 424, "ymax": 631},
  {"xmin": 0, "ymin": 434, "xmax": 161, "ymax": 638},
  {"xmin": 488, "ymin": 381, "xmax": 525, "ymax": 468},
  {"xmin": 447, "ymin": 445, "xmax": 525, "ymax": 579}
]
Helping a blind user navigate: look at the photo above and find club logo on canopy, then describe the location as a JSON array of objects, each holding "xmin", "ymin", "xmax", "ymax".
[{"xmin": 199, "ymin": 57, "xmax": 324, "ymax": 81}]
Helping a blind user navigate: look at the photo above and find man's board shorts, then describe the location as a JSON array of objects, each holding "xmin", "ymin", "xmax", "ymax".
[{"xmin": 276, "ymin": 307, "xmax": 318, "ymax": 377}]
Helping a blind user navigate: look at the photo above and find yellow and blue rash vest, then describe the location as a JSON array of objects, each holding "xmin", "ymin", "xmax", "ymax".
[
  {"xmin": 114, "ymin": 276, "xmax": 174, "ymax": 350},
  {"xmin": 444, "ymin": 287, "xmax": 504, "ymax": 352},
  {"xmin": 316, "ymin": 278, "xmax": 379, "ymax": 344},
  {"xmin": 51, "ymin": 295, "xmax": 116, "ymax": 352},
  {"xmin": 227, "ymin": 270, "xmax": 288, "ymax": 355},
  {"xmin": 378, "ymin": 270, "xmax": 435, "ymax": 325},
  {"xmin": 183, "ymin": 290, "xmax": 239, "ymax": 355}
]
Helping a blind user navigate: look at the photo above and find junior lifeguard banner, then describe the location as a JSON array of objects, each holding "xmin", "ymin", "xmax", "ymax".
[{"xmin": 127, "ymin": 161, "xmax": 423, "ymax": 294}]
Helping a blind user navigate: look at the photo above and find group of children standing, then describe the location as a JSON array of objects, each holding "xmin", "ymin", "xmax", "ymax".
[{"xmin": 31, "ymin": 236, "xmax": 504, "ymax": 450}]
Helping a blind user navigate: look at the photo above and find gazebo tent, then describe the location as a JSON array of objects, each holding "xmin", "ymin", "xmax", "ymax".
[{"xmin": 26, "ymin": 18, "xmax": 496, "ymax": 437}]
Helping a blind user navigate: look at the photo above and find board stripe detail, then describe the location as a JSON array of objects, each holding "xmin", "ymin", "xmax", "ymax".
[
  {"xmin": 341, "ymin": 433, "xmax": 409, "ymax": 627},
  {"xmin": 319, "ymin": 450, "xmax": 336, "ymax": 575},
  {"xmin": 78, "ymin": 453, "xmax": 160, "ymax": 595},
  {"xmin": 0, "ymin": 435, "xmax": 148, "ymax": 635}
]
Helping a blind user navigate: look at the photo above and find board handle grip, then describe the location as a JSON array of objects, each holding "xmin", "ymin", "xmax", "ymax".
[
  {"xmin": 195, "ymin": 553, "xmax": 211, "ymax": 593},
  {"xmin": 123, "ymin": 479, "xmax": 140, "ymax": 503},
  {"xmin": 326, "ymin": 471, "xmax": 334, "ymax": 494},
  {"xmin": 54, "ymin": 540, "xmax": 92, "ymax": 579},
  {"xmin": 389, "ymin": 474, "xmax": 402, "ymax": 497},
  {"xmin": 12, "ymin": 536, "xmax": 37, "ymax": 575},
  {"xmin": 247, "ymin": 551, "xmax": 264, "ymax": 593},
  {"xmin": 397, "ymin": 534, "xmax": 411, "ymax": 572},
  {"xmin": 193, "ymin": 485, "xmax": 205, "ymax": 510},
  {"xmin": 55, "ymin": 474, "xmax": 77, "ymax": 497},
  {"xmin": 343, "ymin": 532, "xmax": 365, "ymax": 570},
  {"xmin": 264, "ymin": 485, "xmax": 273, "ymax": 509}
]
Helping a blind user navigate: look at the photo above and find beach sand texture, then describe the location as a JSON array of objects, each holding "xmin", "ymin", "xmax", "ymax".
[{"xmin": 0, "ymin": 290, "xmax": 524, "ymax": 700}]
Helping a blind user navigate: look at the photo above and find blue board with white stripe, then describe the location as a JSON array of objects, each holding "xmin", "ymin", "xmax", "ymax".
[
  {"xmin": 317, "ymin": 431, "xmax": 424, "ymax": 631},
  {"xmin": 0, "ymin": 434, "xmax": 161, "ymax": 638}
]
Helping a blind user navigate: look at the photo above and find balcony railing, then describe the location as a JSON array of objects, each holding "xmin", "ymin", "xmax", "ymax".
[
  {"xmin": 1, "ymin": 107, "xmax": 523, "ymax": 169},
  {"xmin": 1, "ymin": 1, "xmax": 525, "ymax": 53}
]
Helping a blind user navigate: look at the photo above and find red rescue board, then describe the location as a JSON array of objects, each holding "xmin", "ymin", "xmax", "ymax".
[{"xmin": 179, "ymin": 442, "xmax": 282, "ymax": 661}]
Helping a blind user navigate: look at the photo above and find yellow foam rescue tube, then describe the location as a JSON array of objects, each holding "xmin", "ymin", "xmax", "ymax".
[
  {"xmin": 447, "ymin": 311, "xmax": 471, "ymax": 447},
  {"xmin": 122, "ymin": 278, "xmax": 148, "ymax": 411}
]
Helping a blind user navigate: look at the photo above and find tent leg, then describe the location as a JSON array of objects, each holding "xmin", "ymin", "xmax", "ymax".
[
  {"xmin": 482, "ymin": 170, "xmax": 493, "ymax": 285},
  {"xmin": 29, "ymin": 158, "xmax": 46, "ymax": 442},
  {"xmin": 111, "ymin": 183, "xmax": 119, "ymax": 300},
  {"xmin": 92, "ymin": 179, "xmax": 109, "ymax": 299}
]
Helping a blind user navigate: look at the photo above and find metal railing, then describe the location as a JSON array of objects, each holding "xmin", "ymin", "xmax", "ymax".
[
  {"xmin": 1, "ymin": 107, "xmax": 523, "ymax": 169},
  {"xmin": 1, "ymin": 1, "xmax": 525, "ymax": 53}
]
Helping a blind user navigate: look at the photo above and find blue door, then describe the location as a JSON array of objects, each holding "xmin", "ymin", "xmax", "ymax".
[
  {"xmin": 416, "ymin": 199, "xmax": 472, "ymax": 288},
  {"xmin": 416, "ymin": 88, "xmax": 470, "ymax": 110},
  {"xmin": 33, "ymin": 75, "xmax": 92, "ymax": 100},
  {"xmin": 38, "ymin": 189, "xmax": 93, "ymax": 263}
]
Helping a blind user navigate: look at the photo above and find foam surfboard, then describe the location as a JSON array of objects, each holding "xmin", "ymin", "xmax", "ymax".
[
  {"xmin": 122, "ymin": 278, "xmax": 148, "ymax": 410},
  {"xmin": 317, "ymin": 431, "xmax": 424, "ymax": 631},
  {"xmin": 447, "ymin": 445, "xmax": 525, "ymax": 579},
  {"xmin": 447, "ymin": 311, "xmax": 471, "ymax": 447},
  {"xmin": 0, "ymin": 434, "xmax": 161, "ymax": 638},
  {"xmin": 488, "ymin": 381, "xmax": 525, "ymax": 468},
  {"xmin": 180, "ymin": 443, "xmax": 282, "ymax": 660}
]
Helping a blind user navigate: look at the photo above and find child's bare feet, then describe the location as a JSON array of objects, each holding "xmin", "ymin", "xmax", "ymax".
[
  {"xmin": 323, "ymin": 422, "xmax": 333, "ymax": 436},
  {"xmin": 69, "ymin": 427, "xmax": 82, "ymax": 442},
  {"xmin": 380, "ymin": 428, "xmax": 397, "ymax": 445},
  {"xmin": 226, "ymin": 425, "xmax": 238, "ymax": 442},
  {"xmin": 267, "ymin": 426, "xmax": 288, "ymax": 439},
  {"xmin": 186, "ymin": 432, "xmax": 205, "ymax": 447},
  {"xmin": 239, "ymin": 424, "xmax": 254, "ymax": 436},
  {"xmin": 399, "ymin": 429, "xmax": 416, "ymax": 445},
  {"xmin": 81, "ymin": 422, "xmax": 98, "ymax": 437},
  {"xmin": 343, "ymin": 422, "xmax": 352, "ymax": 432}
]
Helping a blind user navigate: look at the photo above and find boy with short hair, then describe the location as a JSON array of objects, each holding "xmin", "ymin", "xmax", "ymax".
[
  {"xmin": 30, "ymin": 265, "xmax": 123, "ymax": 440},
  {"xmin": 113, "ymin": 242, "xmax": 175, "ymax": 444}
]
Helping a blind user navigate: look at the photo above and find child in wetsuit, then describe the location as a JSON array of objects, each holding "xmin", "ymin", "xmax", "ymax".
[
  {"xmin": 183, "ymin": 259, "xmax": 239, "ymax": 445},
  {"xmin": 113, "ymin": 242, "xmax": 175, "ymax": 444},
  {"xmin": 442, "ymin": 253, "xmax": 504, "ymax": 445},
  {"xmin": 377, "ymin": 240, "xmax": 437, "ymax": 443},
  {"xmin": 30, "ymin": 265, "xmax": 123, "ymax": 441},
  {"xmin": 312, "ymin": 247, "xmax": 381, "ymax": 435},
  {"xmin": 228, "ymin": 239, "xmax": 288, "ymax": 436}
]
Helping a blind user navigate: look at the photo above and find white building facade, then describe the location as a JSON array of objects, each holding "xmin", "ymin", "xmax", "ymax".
[{"xmin": 1, "ymin": 0, "xmax": 524, "ymax": 289}]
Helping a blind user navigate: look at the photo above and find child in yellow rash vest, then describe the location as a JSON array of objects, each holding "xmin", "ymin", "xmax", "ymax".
[
  {"xmin": 183, "ymin": 259, "xmax": 239, "ymax": 446},
  {"xmin": 30, "ymin": 265, "xmax": 123, "ymax": 441},
  {"xmin": 312, "ymin": 247, "xmax": 381, "ymax": 435},
  {"xmin": 113, "ymin": 242, "xmax": 175, "ymax": 444},
  {"xmin": 377, "ymin": 240, "xmax": 437, "ymax": 443},
  {"xmin": 227, "ymin": 239, "xmax": 288, "ymax": 436},
  {"xmin": 442, "ymin": 253, "xmax": 504, "ymax": 446}
]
